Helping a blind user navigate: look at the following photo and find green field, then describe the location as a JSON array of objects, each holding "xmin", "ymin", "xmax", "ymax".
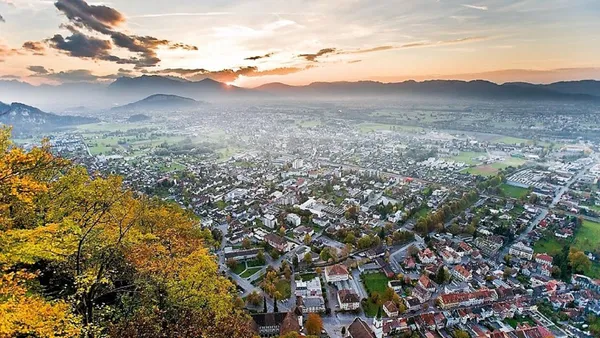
[
  {"xmin": 415, "ymin": 207, "xmax": 431, "ymax": 219},
  {"xmin": 444, "ymin": 151, "xmax": 486, "ymax": 165},
  {"xmin": 463, "ymin": 158, "xmax": 526, "ymax": 177},
  {"xmin": 240, "ymin": 267, "xmax": 263, "ymax": 278},
  {"xmin": 297, "ymin": 120, "xmax": 322, "ymax": 128},
  {"xmin": 500, "ymin": 184, "xmax": 529, "ymax": 199},
  {"xmin": 534, "ymin": 220, "xmax": 600, "ymax": 278},
  {"xmin": 275, "ymin": 279, "xmax": 291, "ymax": 299},
  {"xmin": 572, "ymin": 220, "xmax": 600, "ymax": 254},
  {"xmin": 231, "ymin": 263, "xmax": 246, "ymax": 275},
  {"xmin": 494, "ymin": 136, "xmax": 531, "ymax": 145},
  {"xmin": 362, "ymin": 273, "xmax": 390, "ymax": 294}
]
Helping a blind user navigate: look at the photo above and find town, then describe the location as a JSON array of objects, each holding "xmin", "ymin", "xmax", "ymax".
[{"xmin": 19, "ymin": 103, "xmax": 600, "ymax": 338}]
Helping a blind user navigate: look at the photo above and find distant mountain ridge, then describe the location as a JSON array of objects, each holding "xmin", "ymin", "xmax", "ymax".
[
  {"xmin": 1, "ymin": 77, "xmax": 599, "ymax": 110},
  {"xmin": 0, "ymin": 101, "xmax": 98, "ymax": 132},
  {"xmin": 111, "ymin": 94, "xmax": 206, "ymax": 112}
]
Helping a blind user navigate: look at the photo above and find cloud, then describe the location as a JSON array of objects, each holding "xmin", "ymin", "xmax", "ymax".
[
  {"xmin": 49, "ymin": 0, "xmax": 197, "ymax": 68},
  {"xmin": 348, "ymin": 60, "xmax": 362, "ymax": 64},
  {"xmin": 399, "ymin": 36, "xmax": 489, "ymax": 49},
  {"xmin": 129, "ymin": 12, "xmax": 233, "ymax": 18},
  {"xmin": 345, "ymin": 46, "xmax": 394, "ymax": 54},
  {"xmin": 298, "ymin": 48, "xmax": 336, "ymax": 62},
  {"xmin": 27, "ymin": 65, "xmax": 50, "ymax": 74},
  {"xmin": 245, "ymin": 52, "xmax": 275, "ymax": 61},
  {"xmin": 0, "ymin": 44, "xmax": 19, "ymax": 61},
  {"xmin": 0, "ymin": 14, "xmax": 4, "ymax": 23},
  {"xmin": 154, "ymin": 66, "xmax": 310, "ymax": 83},
  {"xmin": 461, "ymin": 4, "xmax": 488, "ymax": 11},
  {"xmin": 29, "ymin": 68, "xmax": 121, "ymax": 83},
  {"xmin": 22, "ymin": 41, "xmax": 46, "ymax": 55}
]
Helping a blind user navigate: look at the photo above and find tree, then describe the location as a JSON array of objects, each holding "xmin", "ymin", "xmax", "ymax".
[
  {"xmin": 569, "ymin": 249, "xmax": 591, "ymax": 273},
  {"xmin": 435, "ymin": 266, "xmax": 450, "ymax": 284},
  {"xmin": 0, "ymin": 128, "xmax": 254, "ymax": 338},
  {"xmin": 247, "ymin": 291, "xmax": 262, "ymax": 307},
  {"xmin": 242, "ymin": 237, "xmax": 252, "ymax": 249},
  {"xmin": 303, "ymin": 233, "xmax": 312, "ymax": 245},
  {"xmin": 305, "ymin": 313, "xmax": 323, "ymax": 335},
  {"xmin": 304, "ymin": 252, "xmax": 313, "ymax": 265},
  {"xmin": 257, "ymin": 250, "xmax": 266, "ymax": 264},
  {"xmin": 453, "ymin": 329, "xmax": 470, "ymax": 338},
  {"xmin": 227, "ymin": 258, "xmax": 239, "ymax": 270}
]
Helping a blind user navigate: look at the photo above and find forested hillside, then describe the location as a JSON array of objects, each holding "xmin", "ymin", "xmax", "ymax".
[{"xmin": 0, "ymin": 127, "xmax": 254, "ymax": 337}]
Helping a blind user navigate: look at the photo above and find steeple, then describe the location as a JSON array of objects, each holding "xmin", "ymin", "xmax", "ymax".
[{"xmin": 372, "ymin": 306, "xmax": 383, "ymax": 338}]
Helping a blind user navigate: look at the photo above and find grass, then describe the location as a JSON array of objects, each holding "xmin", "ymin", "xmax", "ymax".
[
  {"xmin": 463, "ymin": 158, "xmax": 527, "ymax": 177},
  {"xmin": 534, "ymin": 220, "xmax": 600, "ymax": 278},
  {"xmin": 361, "ymin": 272, "xmax": 391, "ymax": 317},
  {"xmin": 444, "ymin": 151, "xmax": 486, "ymax": 165},
  {"xmin": 240, "ymin": 267, "xmax": 263, "ymax": 278},
  {"xmin": 362, "ymin": 273, "xmax": 390, "ymax": 294},
  {"xmin": 231, "ymin": 263, "xmax": 246, "ymax": 275},
  {"xmin": 572, "ymin": 220, "xmax": 600, "ymax": 254},
  {"xmin": 506, "ymin": 316, "xmax": 536, "ymax": 328},
  {"xmin": 494, "ymin": 136, "xmax": 531, "ymax": 145},
  {"xmin": 500, "ymin": 184, "xmax": 529, "ymax": 199},
  {"xmin": 297, "ymin": 120, "xmax": 322, "ymax": 128},
  {"xmin": 297, "ymin": 273, "xmax": 317, "ymax": 282},
  {"xmin": 246, "ymin": 260, "xmax": 263, "ymax": 268},
  {"xmin": 159, "ymin": 162, "xmax": 185, "ymax": 172},
  {"xmin": 415, "ymin": 207, "xmax": 431, "ymax": 219},
  {"xmin": 275, "ymin": 279, "xmax": 291, "ymax": 299}
]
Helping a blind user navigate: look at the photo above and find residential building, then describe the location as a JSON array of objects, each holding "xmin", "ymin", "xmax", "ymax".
[{"xmin": 325, "ymin": 264, "xmax": 349, "ymax": 283}]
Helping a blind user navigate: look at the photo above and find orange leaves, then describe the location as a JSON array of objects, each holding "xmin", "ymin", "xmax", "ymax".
[{"xmin": 0, "ymin": 271, "xmax": 81, "ymax": 338}]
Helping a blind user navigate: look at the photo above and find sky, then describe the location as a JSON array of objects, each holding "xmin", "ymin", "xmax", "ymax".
[{"xmin": 1, "ymin": 0, "xmax": 600, "ymax": 87}]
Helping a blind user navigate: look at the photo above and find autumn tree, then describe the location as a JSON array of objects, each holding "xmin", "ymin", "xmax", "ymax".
[
  {"xmin": 305, "ymin": 313, "xmax": 323, "ymax": 335},
  {"xmin": 569, "ymin": 249, "xmax": 591, "ymax": 273},
  {"xmin": 0, "ymin": 128, "xmax": 253, "ymax": 338}
]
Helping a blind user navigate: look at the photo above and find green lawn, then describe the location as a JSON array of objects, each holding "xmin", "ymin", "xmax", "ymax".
[
  {"xmin": 463, "ymin": 158, "xmax": 526, "ymax": 177},
  {"xmin": 444, "ymin": 151, "xmax": 486, "ymax": 165},
  {"xmin": 231, "ymin": 263, "xmax": 246, "ymax": 275},
  {"xmin": 363, "ymin": 299, "xmax": 380, "ymax": 317},
  {"xmin": 500, "ymin": 184, "xmax": 529, "ymax": 199},
  {"xmin": 494, "ymin": 136, "xmax": 531, "ymax": 145},
  {"xmin": 362, "ymin": 273, "xmax": 390, "ymax": 294},
  {"xmin": 240, "ymin": 267, "xmax": 263, "ymax": 278},
  {"xmin": 275, "ymin": 279, "xmax": 291, "ymax": 299},
  {"xmin": 572, "ymin": 220, "xmax": 600, "ymax": 254}
]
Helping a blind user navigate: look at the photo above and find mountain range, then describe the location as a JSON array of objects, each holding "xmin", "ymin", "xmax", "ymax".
[
  {"xmin": 0, "ymin": 77, "xmax": 599, "ymax": 111},
  {"xmin": 0, "ymin": 101, "xmax": 99, "ymax": 133},
  {"xmin": 111, "ymin": 94, "xmax": 207, "ymax": 112}
]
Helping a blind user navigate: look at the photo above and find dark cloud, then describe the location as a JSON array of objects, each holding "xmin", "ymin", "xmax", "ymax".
[
  {"xmin": 348, "ymin": 60, "xmax": 362, "ymax": 64},
  {"xmin": 27, "ymin": 66, "xmax": 50, "ymax": 74},
  {"xmin": 0, "ymin": 14, "xmax": 4, "ymax": 23},
  {"xmin": 47, "ymin": 32, "xmax": 112, "ymax": 58},
  {"xmin": 22, "ymin": 41, "xmax": 46, "ymax": 55},
  {"xmin": 50, "ymin": 0, "xmax": 197, "ymax": 68},
  {"xmin": 245, "ymin": 52, "xmax": 275, "ymax": 61},
  {"xmin": 346, "ymin": 46, "xmax": 394, "ymax": 54},
  {"xmin": 0, "ymin": 75, "xmax": 20, "ymax": 79},
  {"xmin": 298, "ymin": 48, "xmax": 336, "ymax": 62},
  {"xmin": 0, "ymin": 44, "xmax": 19, "ymax": 61}
]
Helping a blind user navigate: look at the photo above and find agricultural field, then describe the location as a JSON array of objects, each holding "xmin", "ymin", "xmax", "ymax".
[{"xmin": 499, "ymin": 184, "xmax": 529, "ymax": 199}]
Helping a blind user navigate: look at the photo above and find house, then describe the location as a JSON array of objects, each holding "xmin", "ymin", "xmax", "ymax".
[
  {"xmin": 338, "ymin": 289, "xmax": 361, "ymax": 311},
  {"xmin": 296, "ymin": 296, "xmax": 326, "ymax": 313},
  {"xmin": 383, "ymin": 301, "xmax": 399, "ymax": 318},
  {"xmin": 535, "ymin": 253, "xmax": 553, "ymax": 266},
  {"xmin": 456, "ymin": 241, "xmax": 474, "ymax": 256},
  {"xmin": 224, "ymin": 248, "xmax": 261, "ymax": 261},
  {"xmin": 383, "ymin": 318, "xmax": 409, "ymax": 336},
  {"xmin": 263, "ymin": 214, "xmax": 277, "ymax": 228},
  {"xmin": 412, "ymin": 285, "xmax": 432, "ymax": 304},
  {"xmin": 346, "ymin": 317, "xmax": 376, "ymax": 338},
  {"xmin": 264, "ymin": 234, "xmax": 288, "ymax": 252},
  {"xmin": 286, "ymin": 213, "xmax": 302, "ymax": 226},
  {"xmin": 419, "ymin": 248, "xmax": 437, "ymax": 264},
  {"xmin": 514, "ymin": 324, "xmax": 554, "ymax": 338},
  {"xmin": 404, "ymin": 297, "xmax": 421, "ymax": 312},
  {"xmin": 509, "ymin": 242, "xmax": 534, "ymax": 260},
  {"xmin": 451, "ymin": 265, "xmax": 473, "ymax": 282},
  {"xmin": 325, "ymin": 264, "xmax": 349, "ymax": 283},
  {"xmin": 388, "ymin": 280, "xmax": 403, "ymax": 293},
  {"xmin": 295, "ymin": 276, "xmax": 322, "ymax": 297},
  {"xmin": 572, "ymin": 274, "xmax": 600, "ymax": 292},
  {"xmin": 440, "ymin": 247, "xmax": 461, "ymax": 264},
  {"xmin": 293, "ymin": 225, "xmax": 314, "ymax": 239},
  {"xmin": 437, "ymin": 290, "xmax": 498, "ymax": 309},
  {"xmin": 418, "ymin": 275, "xmax": 437, "ymax": 292},
  {"xmin": 251, "ymin": 307, "xmax": 303, "ymax": 337}
]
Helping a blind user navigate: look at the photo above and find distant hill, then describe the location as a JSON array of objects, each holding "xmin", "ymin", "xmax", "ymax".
[
  {"xmin": 256, "ymin": 79, "xmax": 599, "ymax": 100},
  {"xmin": 112, "ymin": 94, "xmax": 206, "ymax": 112},
  {"xmin": 1, "ymin": 77, "xmax": 599, "ymax": 111},
  {"xmin": 107, "ymin": 76, "xmax": 253, "ymax": 103},
  {"xmin": 0, "ymin": 102, "xmax": 98, "ymax": 133},
  {"xmin": 127, "ymin": 113, "xmax": 152, "ymax": 122}
]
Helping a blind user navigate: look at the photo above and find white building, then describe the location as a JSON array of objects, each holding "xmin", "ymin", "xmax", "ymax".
[
  {"xmin": 263, "ymin": 214, "xmax": 277, "ymax": 229},
  {"xmin": 286, "ymin": 213, "xmax": 302, "ymax": 226},
  {"xmin": 509, "ymin": 242, "xmax": 534, "ymax": 260}
]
